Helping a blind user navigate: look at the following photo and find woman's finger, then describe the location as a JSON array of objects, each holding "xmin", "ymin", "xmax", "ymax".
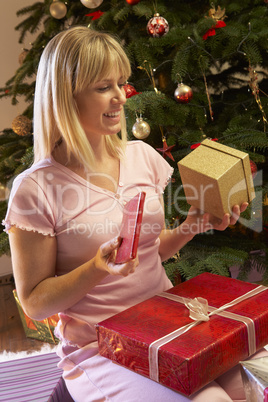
[
  {"xmin": 107, "ymin": 256, "xmax": 139, "ymax": 276},
  {"xmin": 99, "ymin": 237, "xmax": 120, "ymax": 258},
  {"xmin": 240, "ymin": 202, "xmax": 249, "ymax": 213}
]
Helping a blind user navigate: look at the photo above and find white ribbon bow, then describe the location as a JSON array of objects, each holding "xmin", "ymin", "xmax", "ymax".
[{"xmin": 183, "ymin": 297, "xmax": 210, "ymax": 322}]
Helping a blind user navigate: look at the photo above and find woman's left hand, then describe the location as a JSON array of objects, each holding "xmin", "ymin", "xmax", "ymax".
[{"xmin": 183, "ymin": 202, "xmax": 248, "ymax": 235}]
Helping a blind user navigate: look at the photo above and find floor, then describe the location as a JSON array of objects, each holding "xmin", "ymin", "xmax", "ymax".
[{"xmin": 0, "ymin": 280, "xmax": 55, "ymax": 354}]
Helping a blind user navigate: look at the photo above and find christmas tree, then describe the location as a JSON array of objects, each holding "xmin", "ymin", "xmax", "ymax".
[{"xmin": 0, "ymin": 0, "xmax": 267, "ymax": 282}]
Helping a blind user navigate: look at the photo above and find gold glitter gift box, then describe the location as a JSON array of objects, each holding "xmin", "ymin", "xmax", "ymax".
[
  {"xmin": 13, "ymin": 290, "xmax": 59, "ymax": 344},
  {"xmin": 177, "ymin": 139, "xmax": 255, "ymax": 219}
]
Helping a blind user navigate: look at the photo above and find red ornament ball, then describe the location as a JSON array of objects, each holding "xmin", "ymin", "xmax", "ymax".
[
  {"xmin": 125, "ymin": 0, "xmax": 140, "ymax": 4},
  {"xmin": 174, "ymin": 83, "xmax": 193, "ymax": 104},
  {"xmin": 123, "ymin": 83, "xmax": 140, "ymax": 98},
  {"xmin": 147, "ymin": 13, "xmax": 169, "ymax": 38},
  {"xmin": 250, "ymin": 160, "xmax": 257, "ymax": 178}
]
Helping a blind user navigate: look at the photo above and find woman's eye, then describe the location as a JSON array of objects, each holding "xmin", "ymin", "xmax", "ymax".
[
  {"xmin": 98, "ymin": 86, "xmax": 109, "ymax": 92},
  {"xmin": 97, "ymin": 82, "xmax": 126, "ymax": 92}
]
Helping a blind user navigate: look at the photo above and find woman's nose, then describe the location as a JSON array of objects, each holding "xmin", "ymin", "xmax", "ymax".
[{"xmin": 112, "ymin": 87, "xmax": 126, "ymax": 104}]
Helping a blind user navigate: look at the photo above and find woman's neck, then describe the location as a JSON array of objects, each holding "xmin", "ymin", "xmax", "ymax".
[
  {"xmin": 52, "ymin": 137, "xmax": 120, "ymax": 192},
  {"xmin": 53, "ymin": 137, "xmax": 112, "ymax": 168}
]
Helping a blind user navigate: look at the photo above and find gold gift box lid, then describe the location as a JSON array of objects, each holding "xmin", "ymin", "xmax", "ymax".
[{"xmin": 177, "ymin": 139, "xmax": 255, "ymax": 219}]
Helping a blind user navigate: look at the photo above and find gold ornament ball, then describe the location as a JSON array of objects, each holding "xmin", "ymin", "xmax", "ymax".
[
  {"xmin": 18, "ymin": 49, "xmax": 29, "ymax": 66},
  {"xmin": 50, "ymin": 1, "xmax": 67, "ymax": 19},
  {"xmin": 174, "ymin": 83, "xmax": 193, "ymax": 104},
  {"xmin": 12, "ymin": 115, "xmax": 32, "ymax": 136},
  {"xmin": 132, "ymin": 118, "xmax": 151, "ymax": 139},
  {"xmin": 0, "ymin": 184, "xmax": 7, "ymax": 201},
  {"xmin": 80, "ymin": 0, "xmax": 103, "ymax": 8}
]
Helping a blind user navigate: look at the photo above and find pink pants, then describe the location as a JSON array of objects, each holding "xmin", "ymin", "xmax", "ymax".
[{"xmin": 58, "ymin": 343, "xmax": 268, "ymax": 402}]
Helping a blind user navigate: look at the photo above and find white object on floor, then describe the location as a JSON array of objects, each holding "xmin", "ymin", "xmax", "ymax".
[{"xmin": 0, "ymin": 344, "xmax": 58, "ymax": 362}]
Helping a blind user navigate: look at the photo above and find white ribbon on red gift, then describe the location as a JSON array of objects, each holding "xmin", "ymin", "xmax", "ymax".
[{"xmin": 149, "ymin": 285, "xmax": 268, "ymax": 383}]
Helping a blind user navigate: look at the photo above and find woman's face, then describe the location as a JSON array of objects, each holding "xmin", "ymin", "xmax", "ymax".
[{"xmin": 74, "ymin": 70, "xmax": 127, "ymax": 143}]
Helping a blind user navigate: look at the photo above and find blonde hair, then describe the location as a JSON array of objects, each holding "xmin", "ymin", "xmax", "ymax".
[{"xmin": 33, "ymin": 26, "xmax": 131, "ymax": 170}]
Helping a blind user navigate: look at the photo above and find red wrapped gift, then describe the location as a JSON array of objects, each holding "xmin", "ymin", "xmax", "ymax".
[{"xmin": 96, "ymin": 273, "xmax": 268, "ymax": 396}]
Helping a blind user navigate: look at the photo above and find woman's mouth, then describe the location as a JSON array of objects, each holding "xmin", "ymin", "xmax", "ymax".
[{"xmin": 104, "ymin": 111, "xmax": 120, "ymax": 118}]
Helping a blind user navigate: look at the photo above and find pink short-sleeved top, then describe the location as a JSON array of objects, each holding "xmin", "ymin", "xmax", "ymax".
[{"xmin": 3, "ymin": 140, "xmax": 174, "ymax": 348}]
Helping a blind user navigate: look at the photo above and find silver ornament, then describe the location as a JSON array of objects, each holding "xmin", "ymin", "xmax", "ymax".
[
  {"xmin": 132, "ymin": 118, "xmax": 151, "ymax": 139},
  {"xmin": 80, "ymin": 0, "xmax": 103, "ymax": 8},
  {"xmin": 50, "ymin": 1, "xmax": 67, "ymax": 19}
]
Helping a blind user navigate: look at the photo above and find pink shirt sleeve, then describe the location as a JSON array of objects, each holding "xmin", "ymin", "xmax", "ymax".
[
  {"xmin": 140, "ymin": 141, "xmax": 174, "ymax": 192},
  {"xmin": 3, "ymin": 174, "xmax": 55, "ymax": 236}
]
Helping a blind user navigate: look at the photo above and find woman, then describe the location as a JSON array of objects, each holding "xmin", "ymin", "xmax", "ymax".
[{"xmin": 3, "ymin": 26, "xmax": 265, "ymax": 401}]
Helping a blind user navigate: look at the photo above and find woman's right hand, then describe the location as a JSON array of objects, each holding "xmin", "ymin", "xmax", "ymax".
[
  {"xmin": 9, "ymin": 230, "xmax": 137, "ymax": 321},
  {"xmin": 94, "ymin": 236, "xmax": 139, "ymax": 277}
]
